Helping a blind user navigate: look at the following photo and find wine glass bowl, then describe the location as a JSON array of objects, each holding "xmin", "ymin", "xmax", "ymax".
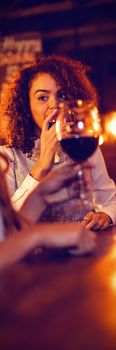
[{"xmin": 56, "ymin": 100, "xmax": 102, "ymax": 162}]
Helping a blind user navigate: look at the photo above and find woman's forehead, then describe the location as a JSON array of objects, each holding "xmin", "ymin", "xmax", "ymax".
[{"xmin": 30, "ymin": 72, "xmax": 61, "ymax": 91}]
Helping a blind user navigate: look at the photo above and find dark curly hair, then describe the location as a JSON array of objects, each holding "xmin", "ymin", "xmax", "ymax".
[{"xmin": 1, "ymin": 53, "xmax": 97, "ymax": 154}]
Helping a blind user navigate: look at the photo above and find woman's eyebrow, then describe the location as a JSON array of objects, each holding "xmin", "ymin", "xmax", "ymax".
[{"xmin": 34, "ymin": 89, "xmax": 50, "ymax": 95}]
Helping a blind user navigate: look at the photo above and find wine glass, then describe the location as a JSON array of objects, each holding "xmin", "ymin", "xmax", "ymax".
[{"xmin": 55, "ymin": 99, "xmax": 102, "ymax": 217}]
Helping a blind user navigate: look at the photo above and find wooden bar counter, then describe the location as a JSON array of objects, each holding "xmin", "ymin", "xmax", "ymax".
[{"xmin": 0, "ymin": 226, "xmax": 116, "ymax": 350}]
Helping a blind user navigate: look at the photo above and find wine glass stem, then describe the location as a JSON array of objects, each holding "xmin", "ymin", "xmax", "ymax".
[{"xmin": 77, "ymin": 166, "xmax": 93, "ymax": 212}]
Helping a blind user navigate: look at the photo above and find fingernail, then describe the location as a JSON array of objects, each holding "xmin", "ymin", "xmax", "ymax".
[{"xmin": 51, "ymin": 108, "xmax": 57, "ymax": 115}]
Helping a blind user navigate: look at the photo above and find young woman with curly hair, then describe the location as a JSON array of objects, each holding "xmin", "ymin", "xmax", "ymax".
[{"xmin": 0, "ymin": 53, "xmax": 116, "ymax": 230}]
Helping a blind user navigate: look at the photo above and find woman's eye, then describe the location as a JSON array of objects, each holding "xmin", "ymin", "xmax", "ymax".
[
  {"xmin": 57, "ymin": 91, "xmax": 67, "ymax": 101},
  {"xmin": 38, "ymin": 95, "xmax": 48, "ymax": 101}
]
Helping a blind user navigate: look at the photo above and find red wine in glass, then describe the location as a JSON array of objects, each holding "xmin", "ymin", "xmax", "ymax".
[{"xmin": 60, "ymin": 136, "xmax": 99, "ymax": 161}]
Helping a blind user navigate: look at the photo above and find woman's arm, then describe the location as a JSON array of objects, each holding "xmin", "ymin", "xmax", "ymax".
[
  {"xmin": 0, "ymin": 220, "xmax": 96, "ymax": 270},
  {"xmin": 0, "ymin": 109, "xmax": 60, "ymax": 210},
  {"xmin": 0, "ymin": 145, "xmax": 41, "ymax": 210},
  {"xmin": 0, "ymin": 146, "xmax": 16, "ymax": 196},
  {"xmin": 30, "ymin": 110, "xmax": 59, "ymax": 181},
  {"xmin": 83, "ymin": 147, "xmax": 116, "ymax": 230}
]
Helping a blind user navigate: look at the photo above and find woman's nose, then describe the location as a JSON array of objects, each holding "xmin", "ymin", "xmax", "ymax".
[{"xmin": 49, "ymin": 96, "xmax": 58, "ymax": 109}]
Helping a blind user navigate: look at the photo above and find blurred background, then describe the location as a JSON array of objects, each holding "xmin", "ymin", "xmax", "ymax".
[{"xmin": 0, "ymin": 0, "xmax": 116, "ymax": 181}]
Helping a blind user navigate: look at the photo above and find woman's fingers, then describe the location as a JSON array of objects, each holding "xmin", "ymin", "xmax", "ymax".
[
  {"xmin": 39, "ymin": 161, "xmax": 93, "ymax": 200},
  {"xmin": 83, "ymin": 211, "xmax": 111, "ymax": 230},
  {"xmin": 68, "ymin": 221, "xmax": 96, "ymax": 256},
  {"xmin": 39, "ymin": 162, "xmax": 79, "ymax": 195},
  {"xmin": 41, "ymin": 221, "xmax": 96, "ymax": 254},
  {"xmin": 43, "ymin": 108, "xmax": 58, "ymax": 131},
  {"xmin": 40, "ymin": 109, "xmax": 58, "ymax": 152},
  {"xmin": 39, "ymin": 162, "xmax": 93, "ymax": 206}
]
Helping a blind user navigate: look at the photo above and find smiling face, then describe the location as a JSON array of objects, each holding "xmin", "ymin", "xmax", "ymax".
[{"xmin": 29, "ymin": 72, "xmax": 66, "ymax": 130}]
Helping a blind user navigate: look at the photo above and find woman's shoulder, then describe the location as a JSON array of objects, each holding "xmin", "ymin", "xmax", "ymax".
[
  {"xmin": 0, "ymin": 145, "xmax": 15, "ymax": 162},
  {"xmin": 0, "ymin": 145, "xmax": 28, "ymax": 165}
]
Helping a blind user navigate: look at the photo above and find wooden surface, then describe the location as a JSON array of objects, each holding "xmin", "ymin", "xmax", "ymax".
[{"xmin": 0, "ymin": 226, "xmax": 116, "ymax": 350}]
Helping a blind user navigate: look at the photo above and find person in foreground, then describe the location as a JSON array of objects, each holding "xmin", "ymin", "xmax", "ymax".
[
  {"xmin": 0, "ymin": 153, "xmax": 96, "ymax": 270},
  {"xmin": 0, "ymin": 54, "xmax": 116, "ymax": 229}
]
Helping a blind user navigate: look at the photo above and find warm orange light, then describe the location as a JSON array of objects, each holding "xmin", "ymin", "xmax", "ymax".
[
  {"xmin": 99, "ymin": 134, "xmax": 104, "ymax": 145},
  {"xmin": 91, "ymin": 106, "xmax": 99, "ymax": 120},
  {"xmin": 104, "ymin": 111, "xmax": 116, "ymax": 139},
  {"xmin": 110, "ymin": 273, "xmax": 116, "ymax": 292},
  {"xmin": 108, "ymin": 236, "xmax": 116, "ymax": 293},
  {"xmin": 77, "ymin": 99, "xmax": 83, "ymax": 106}
]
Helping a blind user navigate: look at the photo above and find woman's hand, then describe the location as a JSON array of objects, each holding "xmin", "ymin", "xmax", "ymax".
[
  {"xmin": 39, "ymin": 161, "xmax": 92, "ymax": 205},
  {"xmin": 30, "ymin": 108, "xmax": 59, "ymax": 181},
  {"xmin": 20, "ymin": 161, "xmax": 92, "ymax": 224},
  {"xmin": 0, "ymin": 220, "xmax": 96, "ymax": 270},
  {"xmin": 83, "ymin": 211, "xmax": 112, "ymax": 230},
  {"xmin": 40, "ymin": 220, "xmax": 96, "ymax": 256}
]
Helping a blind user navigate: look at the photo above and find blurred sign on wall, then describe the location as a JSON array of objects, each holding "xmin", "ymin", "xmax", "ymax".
[{"xmin": 0, "ymin": 32, "xmax": 42, "ymax": 93}]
